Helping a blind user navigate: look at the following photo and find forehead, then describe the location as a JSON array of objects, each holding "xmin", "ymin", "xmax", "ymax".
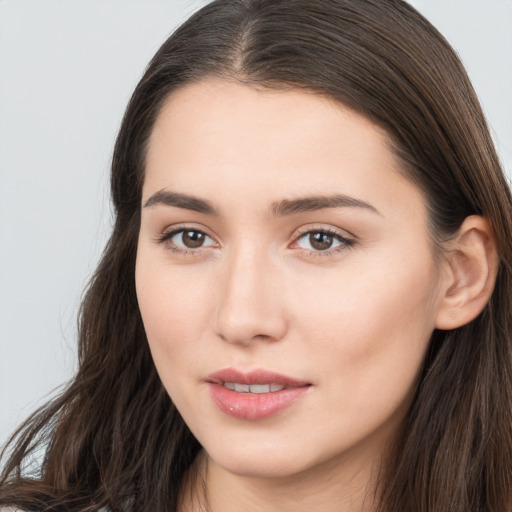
[
  {"xmin": 144, "ymin": 78, "xmax": 424, "ymax": 221},
  {"xmin": 147, "ymin": 79, "xmax": 391, "ymax": 170}
]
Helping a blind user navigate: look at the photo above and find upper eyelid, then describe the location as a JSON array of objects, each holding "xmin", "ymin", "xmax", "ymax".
[
  {"xmin": 292, "ymin": 230, "xmax": 354, "ymax": 247},
  {"xmin": 292, "ymin": 224, "xmax": 356, "ymax": 241},
  {"xmin": 154, "ymin": 226, "xmax": 216, "ymax": 250},
  {"xmin": 159, "ymin": 223, "xmax": 216, "ymax": 239}
]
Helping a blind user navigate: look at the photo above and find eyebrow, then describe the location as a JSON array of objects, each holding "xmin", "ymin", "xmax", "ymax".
[
  {"xmin": 143, "ymin": 190, "xmax": 380, "ymax": 216},
  {"xmin": 271, "ymin": 194, "xmax": 380, "ymax": 216},
  {"xmin": 143, "ymin": 190, "xmax": 217, "ymax": 215}
]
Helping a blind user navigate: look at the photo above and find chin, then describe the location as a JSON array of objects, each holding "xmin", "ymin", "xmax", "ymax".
[
  {"xmin": 202, "ymin": 437, "xmax": 328, "ymax": 480},
  {"xmin": 212, "ymin": 455, "xmax": 308, "ymax": 479}
]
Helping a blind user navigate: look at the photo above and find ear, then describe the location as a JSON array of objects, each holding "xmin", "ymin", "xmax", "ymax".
[{"xmin": 435, "ymin": 215, "xmax": 499, "ymax": 330}]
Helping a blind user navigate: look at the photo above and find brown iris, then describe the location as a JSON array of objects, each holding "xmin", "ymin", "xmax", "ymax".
[
  {"xmin": 309, "ymin": 231, "xmax": 334, "ymax": 250},
  {"xmin": 182, "ymin": 230, "xmax": 205, "ymax": 248}
]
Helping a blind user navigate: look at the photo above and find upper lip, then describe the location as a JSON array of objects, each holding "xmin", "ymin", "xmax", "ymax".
[{"xmin": 206, "ymin": 368, "xmax": 310, "ymax": 388}]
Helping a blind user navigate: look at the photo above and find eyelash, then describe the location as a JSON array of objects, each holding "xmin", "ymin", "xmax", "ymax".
[
  {"xmin": 155, "ymin": 226, "xmax": 356, "ymax": 257},
  {"xmin": 155, "ymin": 225, "xmax": 216, "ymax": 255},
  {"xmin": 293, "ymin": 227, "xmax": 356, "ymax": 257}
]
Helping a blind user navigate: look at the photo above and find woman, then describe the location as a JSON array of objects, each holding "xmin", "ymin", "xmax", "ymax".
[{"xmin": 1, "ymin": 0, "xmax": 511, "ymax": 511}]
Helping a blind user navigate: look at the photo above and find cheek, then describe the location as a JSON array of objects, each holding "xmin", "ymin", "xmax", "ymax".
[
  {"xmin": 135, "ymin": 255, "xmax": 219, "ymax": 420},
  {"xmin": 135, "ymin": 250, "xmax": 214, "ymax": 366},
  {"xmin": 290, "ymin": 249, "xmax": 438, "ymax": 387},
  {"xmin": 287, "ymin": 262, "xmax": 436, "ymax": 449}
]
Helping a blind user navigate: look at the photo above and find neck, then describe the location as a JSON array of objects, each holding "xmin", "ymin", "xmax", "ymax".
[{"xmin": 179, "ymin": 449, "xmax": 384, "ymax": 512}]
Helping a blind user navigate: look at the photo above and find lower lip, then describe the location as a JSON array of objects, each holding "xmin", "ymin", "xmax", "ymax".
[{"xmin": 207, "ymin": 383, "xmax": 310, "ymax": 420}]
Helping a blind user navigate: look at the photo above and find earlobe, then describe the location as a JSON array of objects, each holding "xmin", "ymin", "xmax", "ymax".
[{"xmin": 435, "ymin": 216, "xmax": 499, "ymax": 330}]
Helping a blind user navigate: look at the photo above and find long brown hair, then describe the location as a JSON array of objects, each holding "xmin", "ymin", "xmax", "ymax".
[{"xmin": 2, "ymin": 1, "xmax": 511, "ymax": 511}]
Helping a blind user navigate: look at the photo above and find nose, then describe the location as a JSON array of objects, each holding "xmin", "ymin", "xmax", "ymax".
[{"xmin": 214, "ymin": 247, "xmax": 288, "ymax": 346}]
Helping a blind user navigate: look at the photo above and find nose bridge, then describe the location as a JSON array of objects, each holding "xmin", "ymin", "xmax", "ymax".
[{"xmin": 215, "ymin": 243, "xmax": 287, "ymax": 345}]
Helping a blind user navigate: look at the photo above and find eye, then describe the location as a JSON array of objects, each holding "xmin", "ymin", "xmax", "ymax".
[
  {"xmin": 157, "ymin": 228, "xmax": 217, "ymax": 253},
  {"xmin": 295, "ymin": 229, "xmax": 354, "ymax": 253},
  {"xmin": 173, "ymin": 229, "xmax": 209, "ymax": 249}
]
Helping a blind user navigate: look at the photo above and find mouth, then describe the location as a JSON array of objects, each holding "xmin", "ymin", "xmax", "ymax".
[
  {"xmin": 206, "ymin": 368, "xmax": 309, "ymax": 390},
  {"xmin": 206, "ymin": 368, "xmax": 311, "ymax": 420},
  {"xmin": 221, "ymin": 382, "xmax": 286, "ymax": 393}
]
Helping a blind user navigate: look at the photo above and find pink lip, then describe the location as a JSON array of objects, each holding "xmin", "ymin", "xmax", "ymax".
[{"xmin": 206, "ymin": 368, "xmax": 311, "ymax": 420}]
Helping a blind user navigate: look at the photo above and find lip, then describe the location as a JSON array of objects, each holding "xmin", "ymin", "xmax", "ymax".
[{"xmin": 206, "ymin": 368, "xmax": 311, "ymax": 420}]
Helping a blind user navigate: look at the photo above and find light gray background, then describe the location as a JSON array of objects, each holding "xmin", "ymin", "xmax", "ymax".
[{"xmin": 1, "ymin": 0, "xmax": 511, "ymax": 448}]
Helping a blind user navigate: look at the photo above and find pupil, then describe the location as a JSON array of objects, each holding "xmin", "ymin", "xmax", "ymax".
[
  {"xmin": 183, "ymin": 230, "xmax": 204, "ymax": 248},
  {"xmin": 310, "ymin": 232, "xmax": 333, "ymax": 250}
]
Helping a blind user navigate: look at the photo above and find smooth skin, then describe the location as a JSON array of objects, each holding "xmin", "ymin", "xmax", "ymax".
[{"xmin": 135, "ymin": 79, "xmax": 498, "ymax": 512}]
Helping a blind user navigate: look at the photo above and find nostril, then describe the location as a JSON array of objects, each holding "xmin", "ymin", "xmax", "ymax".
[
  {"xmin": 216, "ymin": 330, "xmax": 274, "ymax": 346},
  {"xmin": 214, "ymin": 257, "xmax": 288, "ymax": 345},
  {"xmin": 215, "ymin": 312, "xmax": 287, "ymax": 346}
]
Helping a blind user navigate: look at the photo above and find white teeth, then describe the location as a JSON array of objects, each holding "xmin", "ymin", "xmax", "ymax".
[
  {"xmin": 223, "ymin": 382, "xmax": 286, "ymax": 393},
  {"xmin": 249, "ymin": 384, "xmax": 270, "ymax": 394}
]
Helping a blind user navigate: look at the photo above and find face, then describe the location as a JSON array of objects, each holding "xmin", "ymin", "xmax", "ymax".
[{"xmin": 136, "ymin": 79, "xmax": 444, "ymax": 480}]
